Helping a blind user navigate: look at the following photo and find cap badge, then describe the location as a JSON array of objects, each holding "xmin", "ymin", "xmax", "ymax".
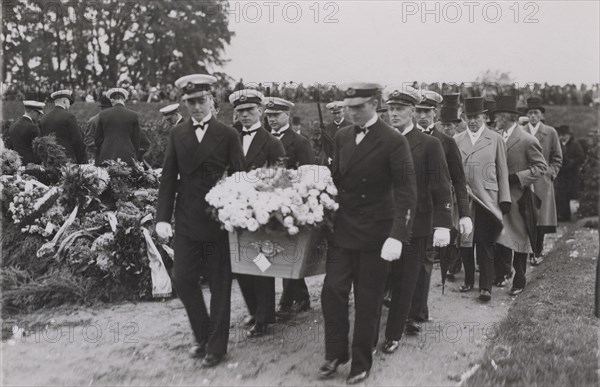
[
  {"xmin": 267, "ymin": 101, "xmax": 274, "ymax": 107},
  {"xmin": 346, "ymin": 88, "xmax": 356, "ymax": 96},
  {"xmin": 185, "ymin": 82, "xmax": 195, "ymax": 90},
  {"xmin": 240, "ymin": 95, "xmax": 247, "ymax": 102},
  {"xmin": 392, "ymin": 90, "xmax": 400, "ymax": 97}
]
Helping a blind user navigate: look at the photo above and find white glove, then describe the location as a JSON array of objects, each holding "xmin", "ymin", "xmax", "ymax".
[
  {"xmin": 381, "ymin": 238, "xmax": 403, "ymax": 261},
  {"xmin": 155, "ymin": 222, "xmax": 173, "ymax": 240},
  {"xmin": 433, "ymin": 228, "xmax": 451, "ymax": 247},
  {"xmin": 459, "ymin": 217, "xmax": 473, "ymax": 237}
]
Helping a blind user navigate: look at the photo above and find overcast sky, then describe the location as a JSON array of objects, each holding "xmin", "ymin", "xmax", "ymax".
[{"xmin": 220, "ymin": 0, "xmax": 600, "ymax": 85}]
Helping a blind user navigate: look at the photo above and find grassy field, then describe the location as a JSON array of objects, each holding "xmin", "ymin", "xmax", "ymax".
[
  {"xmin": 2, "ymin": 101, "xmax": 598, "ymax": 139},
  {"xmin": 465, "ymin": 219, "xmax": 599, "ymax": 387}
]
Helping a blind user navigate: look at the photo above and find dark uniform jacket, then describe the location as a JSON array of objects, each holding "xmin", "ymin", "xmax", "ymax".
[
  {"xmin": 277, "ymin": 127, "xmax": 315, "ymax": 168},
  {"xmin": 7, "ymin": 116, "xmax": 40, "ymax": 165},
  {"xmin": 40, "ymin": 106, "xmax": 87, "ymax": 164},
  {"xmin": 403, "ymin": 127, "xmax": 453, "ymax": 237},
  {"xmin": 332, "ymin": 118, "xmax": 417, "ymax": 250},
  {"xmin": 557, "ymin": 136, "xmax": 585, "ymax": 200},
  {"xmin": 323, "ymin": 118, "xmax": 350, "ymax": 159},
  {"xmin": 430, "ymin": 127, "xmax": 471, "ymax": 219},
  {"xmin": 156, "ymin": 118, "xmax": 245, "ymax": 241},
  {"xmin": 94, "ymin": 104, "xmax": 142, "ymax": 166},
  {"xmin": 241, "ymin": 127, "xmax": 286, "ymax": 171}
]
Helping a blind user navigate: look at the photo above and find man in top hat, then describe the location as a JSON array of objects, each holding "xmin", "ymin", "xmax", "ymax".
[
  {"xmin": 7, "ymin": 100, "xmax": 45, "ymax": 164},
  {"xmin": 319, "ymin": 83, "xmax": 417, "ymax": 384},
  {"xmin": 229, "ymin": 89, "xmax": 285, "ymax": 338},
  {"xmin": 494, "ymin": 95, "xmax": 547, "ymax": 296},
  {"xmin": 555, "ymin": 125, "xmax": 585, "ymax": 221},
  {"xmin": 94, "ymin": 88, "xmax": 142, "ymax": 166},
  {"xmin": 454, "ymin": 97, "xmax": 511, "ymax": 302},
  {"xmin": 155, "ymin": 74, "xmax": 245, "ymax": 367},
  {"xmin": 484, "ymin": 99, "xmax": 496, "ymax": 129},
  {"xmin": 159, "ymin": 103, "xmax": 183, "ymax": 127},
  {"xmin": 523, "ymin": 96, "xmax": 563, "ymax": 266},
  {"xmin": 322, "ymin": 101, "xmax": 348, "ymax": 162},
  {"xmin": 40, "ymin": 90, "xmax": 87, "ymax": 164},
  {"xmin": 263, "ymin": 97, "xmax": 315, "ymax": 321},
  {"xmin": 84, "ymin": 95, "xmax": 112, "ymax": 161},
  {"xmin": 379, "ymin": 85, "xmax": 453, "ymax": 349},
  {"xmin": 404, "ymin": 90, "xmax": 471, "ymax": 331},
  {"xmin": 439, "ymin": 102, "xmax": 462, "ymax": 136}
]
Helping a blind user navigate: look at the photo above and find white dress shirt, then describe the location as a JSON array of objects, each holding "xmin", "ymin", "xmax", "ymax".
[
  {"xmin": 468, "ymin": 124, "xmax": 486, "ymax": 146},
  {"xmin": 528, "ymin": 122, "xmax": 540, "ymax": 137},
  {"xmin": 272, "ymin": 124, "xmax": 289, "ymax": 138},
  {"xmin": 191, "ymin": 113, "xmax": 212, "ymax": 144},
  {"xmin": 417, "ymin": 123, "xmax": 435, "ymax": 134},
  {"xmin": 356, "ymin": 114, "xmax": 378, "ymax": 145},
  {"xmin": 334, "ymin": 118, "xmax": 346, "ymax": 126},
  {"xmin": 502, "ymin": 123, "xmax": 517, "ymax": 143},
  {"xmin": 22, "ymin": 114, "xmax": 33, "ymax": 122},
  {"xmin": 242, "ymin": 121, "xmax": 262, "ymax": 156}
]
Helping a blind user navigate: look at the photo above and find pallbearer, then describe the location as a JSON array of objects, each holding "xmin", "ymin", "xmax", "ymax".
[
  {"xmin": 319, "ymin": 83, "xmax": 416, "ymax": 384},
  {"xmin": 381, "ymin": 85, "xmax": 452, "ymax": 346},
  {"xmin": 155, "ymin": 74, "xmax": 245, "ymax": 367},
  {"xmin": 263, "ymin": 97, "xmax": 315, "ymax": 320},
  {"xmin": 229, "ymin": 89, "xmax": 285, "ymax": 338},
  {"xmin": 322, "ymin": 101, "xmax": 348, "ymax": 161}
]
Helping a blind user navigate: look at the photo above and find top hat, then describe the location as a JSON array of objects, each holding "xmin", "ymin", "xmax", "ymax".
[
  {"xmin": 463, "ymin": 97, "xmax": 487, "ymax": 116},
  {"xmin": 525, "ymin": 96, "xmax": 546, "ymax": 113},
  {"xmin": 442, "ymin": 93, "xmax": 461, "ymax": 108},
  {"xmin": 557, "ymin": 125, "xmax": 570, "ymax": 135},
  {"xmin": 494, "ymin": 95, "xmax": 520, "ymax": 115},
  {"xmin": 484, "ymin": 99, "xmax": 496, "ymax": 122},
  {"xmin": 439, "ymin": 106, "xmax": 461, "ymax": 123}
]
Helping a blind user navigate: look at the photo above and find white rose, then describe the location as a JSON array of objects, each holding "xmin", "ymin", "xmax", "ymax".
[
  {"xmin": 247, "ymin": 218, "xmax": 259, "ymax": 232},
  {"xmin": 284, "ymin": 216, "xmax": 294, "ymax": 226},
  {"xmin": 326, "ymin": 184, "xmax": 338, "ymax": 196},
  {"xmin": 288, "ymin": 226, "xmax": 300, "ymax": 235}
]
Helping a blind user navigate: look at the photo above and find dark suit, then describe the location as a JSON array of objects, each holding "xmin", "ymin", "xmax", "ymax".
[
  {"xmin": 276, "ymin": 128, "xmax": 315, "ymax": 309},
  {"xmin": 322, "ymin": 118, "xmax": 416, "ymax": 375},
  {"xmin": 40, "ymin": 106, "xmax": 87, "ymax": 164},
  {"xmin": 95, "ymin": 104, "xmax": 142, "ymax": 166},
  {"xmin": 322, "ymin": 118, "xmax": 350, "ymax": 160},
  {"xmin": 156, "ymin": 117, "xmax": 245, "ymax": 356},
  {"xmin": 7, "ymin": 116, "xmax": 40, "ymax": 164},
  {"xmin": 385, "ymin": 127, "xmax": 452, "ymax": 341},
  {"xmin": 556, "ymin": 137, "xmax": 585, "ymax": 220},
  {"xmin": 236, "ymin": 127, "xmax": 286, "ymax": 326}
]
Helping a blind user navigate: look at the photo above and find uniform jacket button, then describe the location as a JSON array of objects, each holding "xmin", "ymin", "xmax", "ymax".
[{"xmin": 361, "ymin": 194, "xmax": 366, "ymax": 199}]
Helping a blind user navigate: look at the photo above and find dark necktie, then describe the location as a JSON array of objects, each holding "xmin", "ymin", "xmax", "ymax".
[
  {"xmin": 271, "ymin": 131, "xmax": 284, "ymax": 138},
  {"xmin": 354, "ymin": 126, "xmax": 366, "ymax": 135},
  {"xmin": 194, "ymin": 120, "xmax": 209, "ymax": 131},
  {"xmin": 242, "ymin": 128, "xmax": 259, "ymax": 136}
]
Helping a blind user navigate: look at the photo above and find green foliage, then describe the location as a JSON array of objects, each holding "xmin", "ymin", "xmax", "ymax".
[
  {"xmin": 2, "ymin": 0, "xmax": 234, "ymax": 86},
  {"xmin": 143, "ymin": 119, "xmax": 171, "ymax": 168}
]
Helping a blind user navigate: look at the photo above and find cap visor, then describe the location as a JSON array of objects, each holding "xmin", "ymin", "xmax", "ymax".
[
  {"xmin": 181, "ymin": 90, "xmax": 212, "ymax": 100},
  {"xmin": 234, "ymin": 102, "xmax": 260, "ymax": 110},
  {"xmin": 343, "ymin": 96, "xmax": 372, "ymax": 107}
]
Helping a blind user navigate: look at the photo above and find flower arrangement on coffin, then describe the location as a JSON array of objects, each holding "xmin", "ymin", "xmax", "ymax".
[
  {"xmin": 206, "ymin": 164, "xmax": 339, "ymax": 278},
  {"xmin": 60, "ymin": 163, "xmax": 110, "ymax": 211},
  {"xmin": 206, "ymin": 164, "xmax": 339, "ymax": 235}
]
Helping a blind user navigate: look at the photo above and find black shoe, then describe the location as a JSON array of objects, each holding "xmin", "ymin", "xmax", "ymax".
[
  {"xmin": 294, "ymin": 299, "xmax": 311, "ymax": 313},
  {"xmin": 479, "ymin": 289, "xmax": 491, "ymax": 302},
  {"xmin": 446, "ymin": 272, "xmax": 456, "ymax": 282},
  {"xmin": 276, "ymin": 306, "xmax": 292, "ymax": 322},
  {"xmin": 346, "ymin": 371, "xmax": 369, "ymax": 385},
  {"xmin": 189, "ymin": 343, "xmax": 206, "ymax": 359},
  {"xmin": 530, "ymin": 256, "xmax": 544, "ymax": 266},
  {"xmin": 242, "ymin": 315, "xmax": 255, "ymax": 328},
  {"xmin": 382, "ymin": 339, "xmax": 400, "ymax": 354},
  {"xmin": 405, "ymin": 320, "xmax": 420, "ymax": 335},
  {"xmin": 201, "ymin": 353, "xmax": 223, "ymax": 368},
  {"xmin": 459, "ymin": 284, "xmax": 474, "ymax": 293},
  {"xmin": 246, "ymin": 323, "xmax": 268, "ymax": 338},
  {"xmin": 318, "ymin": 357, "xmax": 349, "ymax": 379},
  {"xmin": 509, "ymin": 287, "xmax": 524, "ymax": 296}
]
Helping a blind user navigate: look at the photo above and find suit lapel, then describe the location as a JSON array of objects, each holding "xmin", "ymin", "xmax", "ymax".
[
  {"xmin": 342, "ymin": 121, "xmax": 382, "ymax": 176},
  {"xmin": 279, "ymin": 129, "xmax": 294, "ymax": 151},
  {"xmin": 405, "ymin": 129, "xmax": 422, "ymax": 151},
  {"xmin": 456, "ymin": 132, "xmax": 473, "ymax": 158},
  {"xmin": 469, "ymin": 130, "xmax": 492, "ymax": 156},
  {"xmin": 191, "ymin": 119, "xmax": 224, "ymax": 171},
  {"xmin": 505, "ymin": 126, "xmax": 521, "ymax": 152},
  {"xmin": 338, "ymin": 127, "xmax": 357, "ymax": 176},
  {"xmin": 246, "ymin": 127, "xmax": 269, "ymax": 165}
]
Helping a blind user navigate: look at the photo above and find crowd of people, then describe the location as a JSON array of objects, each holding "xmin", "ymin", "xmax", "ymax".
[
  {"xmin": 3, "ymin": 78, "xmax": 600, "ymax": 107},
  {"xmin": 4, "ymin": 74, "xmax": 597, "ymax": 385}
]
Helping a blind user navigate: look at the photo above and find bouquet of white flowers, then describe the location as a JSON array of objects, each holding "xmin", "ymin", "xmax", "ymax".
[{"xmin": 206, "ymin": 164, "xmax": 339, "ymax": 235}]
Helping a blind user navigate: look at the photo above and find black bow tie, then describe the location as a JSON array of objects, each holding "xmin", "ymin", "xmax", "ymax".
[
  {"xmin": 354, "ymin": 126, "xmax": 367, "ymax": 135},
  {"xmin": 271, "ymin": 131, "xmax": 284, "ymax": 138},
  {"xmin": 193, "ymin": 121, "xmax": 209, "ymax": 130},
  {"xmin": 241, "ymin": 128, "xmax": 259, "ymax": 136}
]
